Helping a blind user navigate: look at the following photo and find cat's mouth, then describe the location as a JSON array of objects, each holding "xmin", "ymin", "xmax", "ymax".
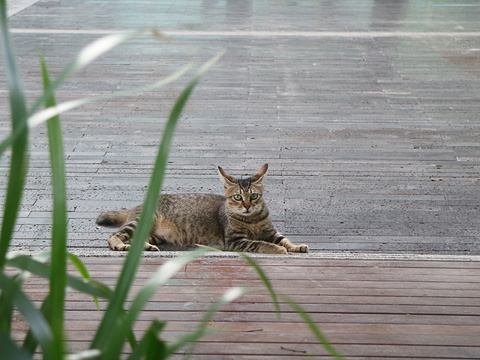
[{"xmin": 239, "ymin": 208, "xmax": 253, "ymax": 215}]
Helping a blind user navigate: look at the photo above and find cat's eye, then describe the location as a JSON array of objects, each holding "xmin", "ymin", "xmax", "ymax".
[
  {"xmin": 250, "ymin": 193, "xmax": 259, "ymax": 200},
  {"xmin": 233, "ymin": 194, "xmax": 242, "ymax": 201}
]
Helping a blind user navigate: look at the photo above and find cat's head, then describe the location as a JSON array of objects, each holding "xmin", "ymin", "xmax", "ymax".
[{"xmin": 218, "ymin": 164, "xmax": 268, "ymax": 216}]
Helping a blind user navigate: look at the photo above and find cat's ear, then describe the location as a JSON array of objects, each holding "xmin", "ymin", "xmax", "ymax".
[
  {"xmin": 251, "ymin": 164, "xmax": 268, "ymax": 184},
  {"xmin": 218, "ymin": 166, "xmax": 237, "ymax": 185}
]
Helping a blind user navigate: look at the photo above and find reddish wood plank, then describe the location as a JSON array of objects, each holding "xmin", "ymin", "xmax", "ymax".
[{"xmin": 8, "ymin": 256, "xmax": 480, "ymax": 359}]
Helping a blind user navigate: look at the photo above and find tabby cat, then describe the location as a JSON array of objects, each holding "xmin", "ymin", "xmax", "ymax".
[{"xmin": 96, "ymin": 164, "xmax": 309, "ymax": 254}]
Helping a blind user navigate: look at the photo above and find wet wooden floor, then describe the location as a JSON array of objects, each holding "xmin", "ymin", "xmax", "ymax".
[{"xmin": 11, "ymin": 256, "xmax": 480, "ymax": 359}]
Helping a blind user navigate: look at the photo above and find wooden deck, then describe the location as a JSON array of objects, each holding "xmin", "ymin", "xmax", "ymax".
[{"xmin": 10, "ymin": 256, "xmax": 480, "ymax": 359}]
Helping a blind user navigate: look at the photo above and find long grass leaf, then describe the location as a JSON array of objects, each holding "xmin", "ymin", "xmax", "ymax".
[
  {"xmin": 66, "ymin": 253, "xmax": 91, "ymax": 281},
  {"xmin": 0, "ymin": 29, "xmax": 188, "ymax": 162},
  {"xmin": 29, "ymin": 29, "xmax": 146, "ymax": 117},
  {"xmin": 6, "ymin": 254, "xmax": 113, "ymax": 299},
  {"xmin": 282, "ymin": 295, "xmax": 346, "ymax": 360},
  {"xmin": 0, "ymin": 272, "xmax": 54, "ymax": 358},
  {"xmin": 170, "ymin": 287, "xmax": 249, "ymax": 359},
  {"xmin": 101, "ymin": 248, "xmax": 210, "ymax": 358},
  {"xmin": 0, "ymin": 331, "xmax": 33, "ymax": 360},
  {"xmin": 0, "ymin": 62, "xmax": 193, "ymax": 161},
  {"xmin": 28, "ymin": 63, "xmax": 193, "ymax": 129},
  {"xmin": 41, "ymin": 54, "xmax": 67, "ymax": 358},
  {"xmin": 10, "ymin": 254, "xmax": 49, "ymax": 355},
  {"xmin": 65, "ymin": 349, "xmax": 101, "ymax": 360},
  {"xmin": 67, "ymin": 253, "xmax": 100, "ymax": 309},
  {"xmin": 22, "ymin": 294, "xmax": 49, "ymax": 355},
  {"xmin": 127, "ymin": 320, "xmax": 167, "ymax": 360},
  {"xmin": 0, "ymin": 271, "xmax": 26, "ymax": 333},
  {"xmin": 91, "ymin": 50, "xmax": 224, "ymax": 352},
  {"xmin": 0, "ymin": 0, "xmax": 29, "ymax": 270},
  {"xmin": 241, "ymin": 254, "xmax": 281, "ymax": 319}
]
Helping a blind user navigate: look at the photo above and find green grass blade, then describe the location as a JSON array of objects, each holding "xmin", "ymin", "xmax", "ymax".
[
  {"xmin": 6, "ymin": 254, "xmax": 113, "ymax": 299},
  {"xmin": 66, "ymin": 253, "xmax": 91, "ymax": 281},
  {"xmin": 0, "ymin": 331, "xmax": 33, "ymax": 360},
  {"xmin": 67, "ymin": 253, "xmax": 100, "ymax": 309},
  {"xmin": 0, "ymin": 272, "xmax": 54, "ymax": 358},
  {"xmin": 170, "ymin": 287, "xmax": 249, "ymax": 359},
  {"xmin": 27, "ymin": 62, "xmax": 193, "ymax": 130},
  {"xmin": 0, "ymin": 62, "xmax": 192, "ymax": 163},
  {"xmin": 65, "ymin": 349, "xmax": 101, "ymax": 360},
  {"xmin": 101, "ymin": 248, "xmax": 210, "ymax": 358},
  {"xmin": 127, "ymin": 320, "xmax": 167, "ymax": 360},
  {"xmin": 22, "ymin": 294, "xmax": 50, "ymax": 355},
  {"xmin": 282, "ymin": 295, "xmax": 346, "ymax": 360},
  {"xmin": 234, "ymin": 257, "xmax": 344, "ymax": 358},
  {"xmin": 0, "ymin": 0, "xmax": 29, "ymax": 269},
  {"xmin": 29, "ymin": 29, "xmax": 145, "ymax": 117},
  {"xmin": 91, "ymin": 51, "xmax": 224, "ymax": 352},
  {"xmin": 40, "ymin": 54, "xmax": 67, "ymax": 358},
  {"xmin": 0, "ymin": 271, "xmax": 25, "ymax": 333},
  {"xmin": 241, "ymin": 254, "xmax": 281, "ymax": 319}
]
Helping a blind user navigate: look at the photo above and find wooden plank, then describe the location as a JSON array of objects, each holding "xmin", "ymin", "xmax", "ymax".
[
  {"xmin": 25, "ymin": 293, "xmax": 480, "ymax": 307},
  {"xmin": 8, "ymin": 257, "xmax": 480, "ymax": 359}
]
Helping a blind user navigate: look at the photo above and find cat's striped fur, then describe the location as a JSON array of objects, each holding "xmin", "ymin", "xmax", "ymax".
[{"xmin": 96, "ymin": 164, "xmax": 309, "ymax": 254}]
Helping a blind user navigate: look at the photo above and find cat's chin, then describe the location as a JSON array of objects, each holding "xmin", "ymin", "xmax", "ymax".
[{"xmin": 233, "ymin": 209, "xmax": 255, "ymax": 217}]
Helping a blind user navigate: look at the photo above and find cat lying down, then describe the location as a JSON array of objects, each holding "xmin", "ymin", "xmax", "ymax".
[{"xmin": 96, "ymin": 164, "xmax": 309, "ymax": 254}]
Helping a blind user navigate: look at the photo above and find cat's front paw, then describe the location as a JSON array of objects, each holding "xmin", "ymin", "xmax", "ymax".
[
  {"xmin": 291, "ymin": 244, "xmax": 309, "ymax": 253},
  {"xmin": 113, "ymin": 243, "xmax": 131, "ymax": 251},
  {"xmin": 144, "ymin": 242, "xmax": 160, "ymax": 251},
  {"xmin": 272, "ymin": 246, "xmax": 288, "ymax": 255}
]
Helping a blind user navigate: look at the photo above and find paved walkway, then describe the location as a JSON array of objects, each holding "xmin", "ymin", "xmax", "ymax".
[{"xmin": 1, "ymin": 0, "xmax": 480, "ymax": 258}]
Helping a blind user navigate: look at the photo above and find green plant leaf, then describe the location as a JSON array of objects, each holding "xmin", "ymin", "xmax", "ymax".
[
  {"xmin": 0, "ymin": 272, "xmax": 54, "ymax": 358},
  {"xmin": 0, "ymin": 32, "xmax": 192, "ymax": 161},
  {"xmin": 0, "ymin": 331, "xmax": 33, "ymax": 360},
  {"xmin": 0, "ymin": 271, "xmax": 26, "ymax": 333},
  {"xmin": 0, "ymin": 63, "xmax": 193, "ymax": 163},
  {"xmin": 282, "ymin": 295, "xmax": 346, "ymax": 360},
  {"xmin": 100, "ymin": 248, "xmax": 210, "ymax": 358},
  {"xmin": 0, "ymin": 0, "xmax": 29, "ymax": 270},
  {"xmin": 241, "ymin": 254, "xmax": 281, "ymax": 319},
  {"xmin": 127, "ymin": 320, "xmax": 167, "ymax": 360},
  {"xmin": 65, "ymin": 349, "xmax": 102, "ymax": 360},
  {"xmin": 11, "ymin": 253, "xmax": 49, "ymax": 355},
  {"xmin": 91, "ymin": 50, "xmax": 224, "ymax": 354},
  {"xmin": 66, "ymin": 253, "xmax": 91, "ymax": 281},
  {"xmin": 6, "ymin": 254, "xmax": 113, "ymax": 299},
  {"xmin": 31, "ymin": 29, "xmax": 146, "ymax": 116},
  {"xmin": 67, "ymin": 253, "xmax": 101, "ymax": 309},
  {"xmin": 40, "ymin": 53, "xmax": 67, "ymax": 358},
  {"xmin": 170, "ymin": 286, "xmax": 249, "ymax": 359},
  {"xmin": 22, "ymin": 294, "xmax": 50, "ymax": 355},
  {"xmin": 27, "ymin": 62, "xmax": 193, "ymax": 129}
]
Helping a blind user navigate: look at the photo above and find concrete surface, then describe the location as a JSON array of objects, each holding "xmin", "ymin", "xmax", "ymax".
[{"xmin": 1, "ymin": 0, "xmax": 480, "ymax": 259}]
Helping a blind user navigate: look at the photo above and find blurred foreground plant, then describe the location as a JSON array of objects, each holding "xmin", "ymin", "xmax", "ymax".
[{"xmin": 0, "ymin": 1, "xmax": 344, "ymax": 359}]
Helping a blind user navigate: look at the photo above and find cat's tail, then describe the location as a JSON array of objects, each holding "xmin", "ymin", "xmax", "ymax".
[{"xmin": 96, "ymin": 209, "xmax": 129, "ymax": 227}]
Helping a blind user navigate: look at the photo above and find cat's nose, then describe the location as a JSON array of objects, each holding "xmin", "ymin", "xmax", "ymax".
[{"xmin": 244, "ymin": 202, "xmax": 251, "ymax": 210}]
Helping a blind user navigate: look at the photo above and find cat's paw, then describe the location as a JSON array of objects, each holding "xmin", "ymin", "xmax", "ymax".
[
  {"xmin": 144, "ymin": 242, "xmax": 160, "ymax": 251},
  {"xmin": 272, "ymin": 246, "xmax": 288, "ymax": 255},
  {"xmin": 291, "ymin": 244, "xmax": 309, "ymax": 253},
  {"xmin": 113, "ymin": 243, "xmax": 131, "ymax": 251}
]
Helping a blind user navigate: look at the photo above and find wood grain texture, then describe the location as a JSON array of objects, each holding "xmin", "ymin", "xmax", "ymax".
[
  {"xmin": 1, "ymin": 0, "xmax": 480, "ymax": 256},
  {"xmin": 9, "ymin": 257, "xmax": 480, "ymax": 359}
]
